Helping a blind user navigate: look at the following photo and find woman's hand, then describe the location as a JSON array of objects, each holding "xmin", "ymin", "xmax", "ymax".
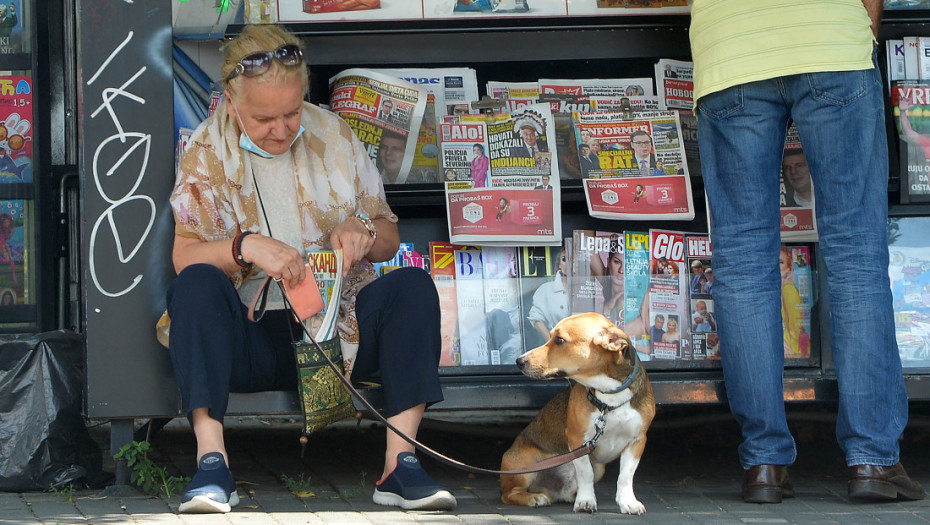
[
  {"xmin": 330, "ymin": 217, "xmax": 377, "ymax": 276},
  {"xmin": 240, "ymin": 234, "xmax": 306, "ymax": 288}
]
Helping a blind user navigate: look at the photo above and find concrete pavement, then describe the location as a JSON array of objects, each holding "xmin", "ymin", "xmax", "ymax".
[{"xmin": 2, "ymin": 405, "xmax": 930, "ymax": 524}]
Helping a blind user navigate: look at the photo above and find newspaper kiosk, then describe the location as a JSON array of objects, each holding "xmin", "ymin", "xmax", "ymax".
[{"xmin": 74, "ymin": 2, "xmax": 930, "ymax": 486}]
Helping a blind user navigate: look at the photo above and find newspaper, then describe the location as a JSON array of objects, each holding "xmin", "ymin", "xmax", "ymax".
[
  {"xmin": 440, "ymin": 103, "xmax": 562, "ymax": 245},
  {"xmin": 654, "ymin": 59, "xmax": 700, "ymax": 178},
  {"xmin": 654, "ymin": 59, "xmax": 693, "ymax": 111},
  {"xmin": 780, "ymin": 124, "xmax": 818, "ymax": 241},
  {"xmin": 364, "ymin": 67, "xmax": 480, "ymax": 184},
  {"xmin": 589, "ymin": 96, "xmax": 661, "ymax": 112},
  {"xmin": 328, "ymin": 68, "xmax": 428, "ymax": 185},
  {"xmin": 574, "ymin": 109, "xmax": 695, "ymax": 220},
  {"xmin": 486, "ymin": 81, "xmax": 540, "ymax": 112},
  {"xmin": 368, "ymin": 67, "xmax": 479, "ymax": 117},
  {"xmin": 539, "ymin": 78, "xmax": 654, "ymax": 97}
]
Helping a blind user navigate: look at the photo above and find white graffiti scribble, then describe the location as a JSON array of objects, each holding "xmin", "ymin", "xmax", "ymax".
[{"xmin": 87, "ymin": 31, "xmax": 156, "ymax": 298}]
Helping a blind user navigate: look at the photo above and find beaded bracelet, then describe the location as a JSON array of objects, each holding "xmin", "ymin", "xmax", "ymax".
[{"xmin": 232, "ymin": 231, "xmax": 254, "ymax": 268}]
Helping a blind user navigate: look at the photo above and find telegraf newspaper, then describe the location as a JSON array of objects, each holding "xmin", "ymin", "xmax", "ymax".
[
  {"xmin": 440, "ymin": 103, "xmax": 562, "ymax": 245},
  {"xmin": 363, "ymin": 67, "xmax": 480, "ymax": 184},
  {"xmin": 328, "ymin": 68, "xmax": 427, "ymax": 185},
  {"xmin": 575, "ymin": 109, "xmax": 695, "ymax": 220}
]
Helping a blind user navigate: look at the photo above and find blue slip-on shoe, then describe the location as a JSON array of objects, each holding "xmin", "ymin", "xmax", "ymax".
[
  {"xmin": 373, "ymin": 452, "xmax": 457, "ymax": 510},
  {"xmin": 178, "ymin": 452, "xmax": 239, "ymax": 513}
]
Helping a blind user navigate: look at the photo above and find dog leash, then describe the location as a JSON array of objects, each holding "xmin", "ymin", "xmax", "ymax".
[{"xmin": 274, "ymin": 281, "xmax": 599, "ymax": 476}]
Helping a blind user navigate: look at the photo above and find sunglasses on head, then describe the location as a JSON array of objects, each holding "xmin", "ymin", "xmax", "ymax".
[{"xmin": 225, "ymin": 44, "xmax": 303, "ymax": 83}]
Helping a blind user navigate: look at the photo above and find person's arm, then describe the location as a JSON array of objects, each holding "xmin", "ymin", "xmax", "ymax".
[
  {"xmin": 173, "ymin": 232, "xmax": 308, "ymax": 288},
  {"xmin": 533, "ymin": 320, "xmax": 550, "ymax": 340},
  {"xmin": 330, "ymin": 216, "xmax": 400, "ymax": 276},
  {"xmin": 589, "ymin": 251, "xmax": 607, "ymax": 277},
  {"xmin": 862, "ymin": 0, "xmax": 881, "ymax": 39}
]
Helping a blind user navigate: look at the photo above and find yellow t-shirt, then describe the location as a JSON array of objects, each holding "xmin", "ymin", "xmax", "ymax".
[{"xmin": 690, "ymin": 0, "xmax": 876, "ymax": 104}]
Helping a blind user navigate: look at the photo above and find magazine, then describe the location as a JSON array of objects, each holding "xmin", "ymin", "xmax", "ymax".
[
  {"xmin": 430, "ymin": 241, "xmax": 463, "ymax": 367},
  {"xmin": 0, "ymin": 199, "xmax": 26, "ymax": 307},
  {"xmin": 482, "ymin": 246, "xmax": 523, "ymax": 366},
  {"xmin": 371, "ymin": 242, "xmax": 427, "ymax": 275},
  {"xmin": 780, "ymin": 124, "xmax": 818, "ymax": 241},
  {"xmin": 0, "ymin": 76, "xmax": 33, "ymax": 184},
  {"xmin": 890, "ymin": 80, "xmax": 930, "ymax": 203},
  {"xmin": 783, "ymin": 245, "xmax": 814, "ymax": 360},
  {"xmin": 441, "ymin": 103, "xmax": 562, "ymax": 245},
  {"xmin": 569, "ymin": 229, "xmax": 608, "ymax": 317},
  {"xmin": 647, "ymin": 229, "xmax": 689, "ymax": 361},
  {"xmin": 684, "ymin": 234, "xmax": 716, "ymax": 360},
  {"xmin": 888, "ymin": 216, "xmax": 930, "ymax": 368},
  {"xmin": 574, "ymin": 109, "xmax": 695, "ymax": 220},
  {"xmin": 453, "ymin": 246, "xmax": 488, "ymax": 366},
  {"xmin": 518, "ymin": 243, "xmax": 570, "ymax": 351},
  {"xmin": 328, "ymin": 68, "xmax": 428, "ymax": 185},
  {"xmin": 302, "ymin": 249, "xmax": 344, "ymax": 343},
  {"xmin": 623, "ymin": 231, "xmax": 652, "ymax": 358}
]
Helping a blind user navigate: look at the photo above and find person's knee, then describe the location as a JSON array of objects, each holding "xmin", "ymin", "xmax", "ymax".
[
  {"xmin": 168, "ymin": 263, "xmax": 233, "ymax": 312},
  {"xmin": 391, "ymin": 268, "xmax": 439, "ymax": 310}
]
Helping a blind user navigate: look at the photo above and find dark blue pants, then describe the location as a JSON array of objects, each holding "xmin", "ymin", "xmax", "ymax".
[{"xmin": 166, "ymin": 264, "xmax": 443, "ymax": 423}]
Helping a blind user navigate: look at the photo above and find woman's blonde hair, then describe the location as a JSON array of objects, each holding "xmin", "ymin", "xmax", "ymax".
[{"xmin": 221, "ymin": 25, "xmax": 308, "ymax": 98}]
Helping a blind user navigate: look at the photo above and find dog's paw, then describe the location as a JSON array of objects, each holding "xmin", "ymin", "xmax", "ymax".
[
  {"xmin": 573, "ymin": 498, "xmax": 597, "ymax": 513},
  {"xmin": 617, "ymin": 497, "xmax": 645, "ymax": 515},
  {"xmin": 529, "ymin": 493, "xmax": 552, "ymax": 508}
]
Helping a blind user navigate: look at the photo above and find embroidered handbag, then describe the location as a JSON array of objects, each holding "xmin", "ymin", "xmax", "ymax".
[{"xmin": 293, "ymin": 336, "xmax": 356, "ymax": 435}]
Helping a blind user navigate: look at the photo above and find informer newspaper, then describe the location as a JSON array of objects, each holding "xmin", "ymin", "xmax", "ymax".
[
  {"xmin": 328, "ymin": 68, "xmax": 427, "ymax": 185},
  {"xmin": 574, "ymin": 109, "xmax": 695, "ymax": 220},
  {"xmin": 441, "ymin": 103, "xmax": 562, "ymax": 245}
]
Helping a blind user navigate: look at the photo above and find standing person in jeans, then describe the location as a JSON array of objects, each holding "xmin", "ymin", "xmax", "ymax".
[{"xmin": 691, "ymin": 0, "xmax": 924, "ymax": 504}]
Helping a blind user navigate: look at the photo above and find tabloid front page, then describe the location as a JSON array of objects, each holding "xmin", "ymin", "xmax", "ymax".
[
  {"xmin": 328, "ymin": 69, "xmax": 427, "ymax": 185},
  {"xmin": 440, "ymin": 103, "xmax": 562, "ymax": 245},
  {"xmin": 574, "ymin": 109, "xmax": 695, "ymax": 220}
]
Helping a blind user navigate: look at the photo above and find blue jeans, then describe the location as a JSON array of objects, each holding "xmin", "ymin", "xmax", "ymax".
[{"xmin": 697, "ymin": 61, "xmax": 908, "ymax": 469}]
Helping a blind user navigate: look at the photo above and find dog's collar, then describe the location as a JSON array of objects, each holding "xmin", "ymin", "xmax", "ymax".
[{"xmin": 586, "ymin": 352, "xmax": 641, "ymax": 412}]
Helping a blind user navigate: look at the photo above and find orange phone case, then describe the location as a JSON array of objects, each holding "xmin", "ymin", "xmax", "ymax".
[{"xmin": 283, "ymin": 265, "xmax": 325, "ymax": 321}]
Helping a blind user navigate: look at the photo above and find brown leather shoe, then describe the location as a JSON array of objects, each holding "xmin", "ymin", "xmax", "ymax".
[
  {"xmin": 848, "ymin": 463, "xmax": 925, "ymax": 501},
  {"xmin": 742, "ymin": 465, "xmax": 795, "ymax": 503}
]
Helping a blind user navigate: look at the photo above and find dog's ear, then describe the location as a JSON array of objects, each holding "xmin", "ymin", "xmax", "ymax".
[{"xmin": 592, "ymin": 324, "xmax": 631, "ymax": 353}]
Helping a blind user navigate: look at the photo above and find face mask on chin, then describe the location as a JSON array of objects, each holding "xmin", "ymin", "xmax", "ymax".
[{"xmin": 232, "ymin": 102, "xmax": 305, "ymax": 159}]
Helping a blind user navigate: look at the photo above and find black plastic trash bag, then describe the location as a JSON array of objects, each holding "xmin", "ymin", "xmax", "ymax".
[{"xmin": 0, "ymin": 330, "xmax": 112, "ymax": 491}]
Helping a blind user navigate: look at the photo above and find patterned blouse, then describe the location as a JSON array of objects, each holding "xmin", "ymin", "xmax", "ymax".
[{"xmin": 170, "ymin": 101, "xmax": 398, "ymax": 374}]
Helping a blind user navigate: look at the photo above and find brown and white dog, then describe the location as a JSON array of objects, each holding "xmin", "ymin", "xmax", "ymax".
[{"xmin": 500, "ymin": 312, "xmax": 655, "ymax": 514}]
